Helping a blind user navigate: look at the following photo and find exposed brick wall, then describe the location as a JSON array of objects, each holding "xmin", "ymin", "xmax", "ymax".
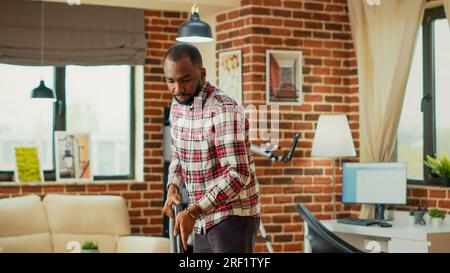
[
  {"xmin": 405, "ymin": 187, "xmax": 450, "ymax": 211},
  {"xmin": 216, "ymin": 0, "xmax": 359, "ymax": 252},
  {"xmin": 0, "ymin": 10, "xmax": 187, "ymax": 236}
]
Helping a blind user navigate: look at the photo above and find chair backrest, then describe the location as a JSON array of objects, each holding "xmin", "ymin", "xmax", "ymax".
[{"xmin": 294, "ymin": 204, "xmax": 362, "ymax": 253}]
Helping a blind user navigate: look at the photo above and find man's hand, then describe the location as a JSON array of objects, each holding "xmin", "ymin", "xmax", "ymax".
[
  {"xmin": 163, "ymin": 185, "xmax": 181, "ymax": 218},
  {"xmin": 173, "ymin": 210, "xmax": 196, "ymax": 252}
]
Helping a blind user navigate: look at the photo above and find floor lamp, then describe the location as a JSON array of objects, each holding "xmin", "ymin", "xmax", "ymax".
[{"xmin": 311, "ymin": 115, "xmax": 356, "ymax": 219}]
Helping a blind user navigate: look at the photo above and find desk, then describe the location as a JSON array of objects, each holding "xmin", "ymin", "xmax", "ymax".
[{"xmin": 304, "ymin": 211, "xmax": 450, "ymax": 253}]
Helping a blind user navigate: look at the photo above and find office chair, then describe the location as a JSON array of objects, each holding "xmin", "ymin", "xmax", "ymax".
[{"xmin": 294, "ymin": 204, "xmax": 363, "ymax": 253}]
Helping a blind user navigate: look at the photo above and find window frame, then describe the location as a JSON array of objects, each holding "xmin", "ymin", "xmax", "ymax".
[
  {"xmin": 407, "ymin": 6, "xmax": 446, "ymax": 186},
  {"xmin": 0, "ymin": 66, "xmax": 136, "ymax": 182}
]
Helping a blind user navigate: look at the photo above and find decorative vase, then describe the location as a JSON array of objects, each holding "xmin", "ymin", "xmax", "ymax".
[
  {"xmin": 414, "ymin": 211, "xmax": 426, "ymax": 225},
  {"xmin": 442, "ymin": 178, "xmax": 450, "ymax": 187},
  {"xmin": 429, "ymin": 176, "xmax": 450, "ymax": 187},
  {"xmin": 432, "ymin": 218, "xmax": 443, "ymax": 227}
]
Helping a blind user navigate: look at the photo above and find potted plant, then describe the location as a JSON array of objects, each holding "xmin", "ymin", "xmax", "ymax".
[
  {"xmin": 81, "ymin": 240, "xmax": 99, "ymax": 253},
  {"xmin": 429, "ymin": 208, "xmax": 446, "ymax": 227},
  {"xmin": 424, "ymin": 155, "xmax": 450, "ymax": 187}
]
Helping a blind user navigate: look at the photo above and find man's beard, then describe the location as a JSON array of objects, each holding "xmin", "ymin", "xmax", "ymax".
[{"xmin": 174, "ymin": 82, "xmax": 203, "ymax": 106}]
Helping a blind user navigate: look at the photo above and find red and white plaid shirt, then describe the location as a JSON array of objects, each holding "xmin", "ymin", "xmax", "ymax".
[{"xmin": 167, "ymin": 81, "xmax": 261, "ymax": 234}]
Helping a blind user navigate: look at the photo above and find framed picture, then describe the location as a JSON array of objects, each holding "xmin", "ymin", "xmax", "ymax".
[
  {"xmin": 219, "ymin": 50, "xmax": 242, "ymax": 105},
  {"xmin": 266, "ymin": 50, "xmax": 303, "ymax": 105},
  {"xmin": 55, "ymin": 131, "xmax": 92, "ymax": 181},
  {"xmin": 14, "ymin": 146, "xmax": 44, "ymax": 183}
]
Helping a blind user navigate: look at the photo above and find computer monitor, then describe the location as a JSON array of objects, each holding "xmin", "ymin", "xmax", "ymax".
[{"xmin": 342, "ymin": 163, "xmax": 407, "ymax": 221}]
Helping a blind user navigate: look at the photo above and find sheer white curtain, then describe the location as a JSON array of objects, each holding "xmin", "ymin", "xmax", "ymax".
[{"xmin": 347, "ymin": 0, "xmax": 425, "ymax": 218}]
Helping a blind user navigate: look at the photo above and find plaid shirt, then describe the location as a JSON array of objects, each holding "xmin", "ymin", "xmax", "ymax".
[{"xmin": 167, "ymin": 81, "xmax": 261, "ymax": 234}]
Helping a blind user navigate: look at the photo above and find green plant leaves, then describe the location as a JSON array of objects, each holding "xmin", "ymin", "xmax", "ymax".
[
  {"xmin": 424, "ymin": 154, "xmax": 450, "ymax": 178},
  {"xmin": 429, "ymin": 208, "xmax": 446, "ymax": 219},
  {"xmin": 81, "ymin": 240, "xmax": 99, "ymax": 250}
]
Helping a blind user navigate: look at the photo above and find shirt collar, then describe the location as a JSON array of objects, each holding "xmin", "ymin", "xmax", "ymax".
[{"xmin": 171, "ymin": 81, "xmax": 214, "ymax": 110}]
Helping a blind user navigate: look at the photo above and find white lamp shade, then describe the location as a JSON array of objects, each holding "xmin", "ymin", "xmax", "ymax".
[{"xmin": 311, "ymin": 114, "xmax": 356, "ymax": 158}]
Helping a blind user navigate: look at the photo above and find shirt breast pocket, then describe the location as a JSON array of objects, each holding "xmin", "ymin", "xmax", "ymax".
[{"xmin": 189, "ymin": 130, "xmax": 214, "ymax": 171}]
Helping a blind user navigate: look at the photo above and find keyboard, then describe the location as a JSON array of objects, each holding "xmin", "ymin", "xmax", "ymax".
[{"xmin": 337, "ymin": 218, "xmax": 380, "ymax": 226}]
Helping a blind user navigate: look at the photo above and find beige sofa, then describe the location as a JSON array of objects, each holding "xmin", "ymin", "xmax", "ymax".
[{"xmin": 0, "ymin": 194, "xmax": 170, "ymax": 253}]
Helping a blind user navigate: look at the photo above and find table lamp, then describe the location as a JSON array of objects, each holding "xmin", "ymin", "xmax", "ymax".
[{"xmin": 311, "ymin": 114, "xmax": 356, "ymax": 219}]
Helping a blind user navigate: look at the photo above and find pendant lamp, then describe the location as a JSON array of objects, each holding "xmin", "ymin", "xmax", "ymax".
[
  {"xmin": 31, "ymin": 1, "xmax": 56, "ymax": 100},
  {"xmin": 176, "ymin": 1, "xmax": 213, "ymax": 43}
]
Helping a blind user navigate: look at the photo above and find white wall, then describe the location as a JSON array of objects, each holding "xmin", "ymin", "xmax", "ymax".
[{"xmin": 194, "ymin": 13, "xmax": 217, "ymax": 86}]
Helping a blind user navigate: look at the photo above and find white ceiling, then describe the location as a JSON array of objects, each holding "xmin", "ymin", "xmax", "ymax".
[{"xmin": 42, "ymin": 0, "xmax": 240, "ymax": 14}]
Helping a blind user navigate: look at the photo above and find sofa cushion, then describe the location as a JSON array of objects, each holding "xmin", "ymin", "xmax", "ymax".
[
  {"xmin": 43, "ymin": 194, "xmax": 131, "ymax": 252},
  {"xmin": 0, "ymin": 195, "xmax": 53, "ymax": 252},
  {"xmin": 0, "ymin": 233, "xmax": 53, "ymax": 253}
]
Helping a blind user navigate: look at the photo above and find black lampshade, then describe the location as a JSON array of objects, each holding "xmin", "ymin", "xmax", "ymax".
[
  {"xmin": 176, "ymin": 12, "xmax": 213, "ymax": 43},
  {"xmin": 31, "ymin": 80, "xmax": 56, "ymax": 100}
]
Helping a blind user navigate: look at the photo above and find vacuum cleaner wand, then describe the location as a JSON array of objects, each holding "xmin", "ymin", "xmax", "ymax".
[
  {"xmin": 282, "ymin": 133, "xmax": 300, "ymax": 163},
  {"xmin": 250, "ymin": 133, "xmax": 300, "ymax": 163},
  {"xmin": 249, "ymin": 133, "xmax": 301, "ymax": 253}
]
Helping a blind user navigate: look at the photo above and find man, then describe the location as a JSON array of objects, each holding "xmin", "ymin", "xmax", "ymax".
[{"xmin": 162, "ymin": 43, "xmax": 261, "ymax": 253}]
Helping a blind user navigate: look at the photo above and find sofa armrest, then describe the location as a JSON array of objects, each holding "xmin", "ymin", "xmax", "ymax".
[{"xmin": 116, "ymin": 235, "xmax": 170, "ymax": 253}]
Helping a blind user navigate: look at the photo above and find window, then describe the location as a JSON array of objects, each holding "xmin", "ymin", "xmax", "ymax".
[
  {"xmin": 434, "ymin": 19, "xmax": 450, "ymax": 158},
  {"xmin": 0, "ymin": 64, "xmax": 135, "ymax": 181},
  {"xmin": 397, "ymin": 28, "xmax": 424, "ymax": 181},
  {"xmin": 396, "ymin": 6, "xmax": 449, "ymax": 185},
  {"xmin": 0, "ymin": 65, "xmax": 55, "ymax": 172},
  {"xmin": 65, "ymin": 65, "xmax": 133, "ymax": 177}
]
